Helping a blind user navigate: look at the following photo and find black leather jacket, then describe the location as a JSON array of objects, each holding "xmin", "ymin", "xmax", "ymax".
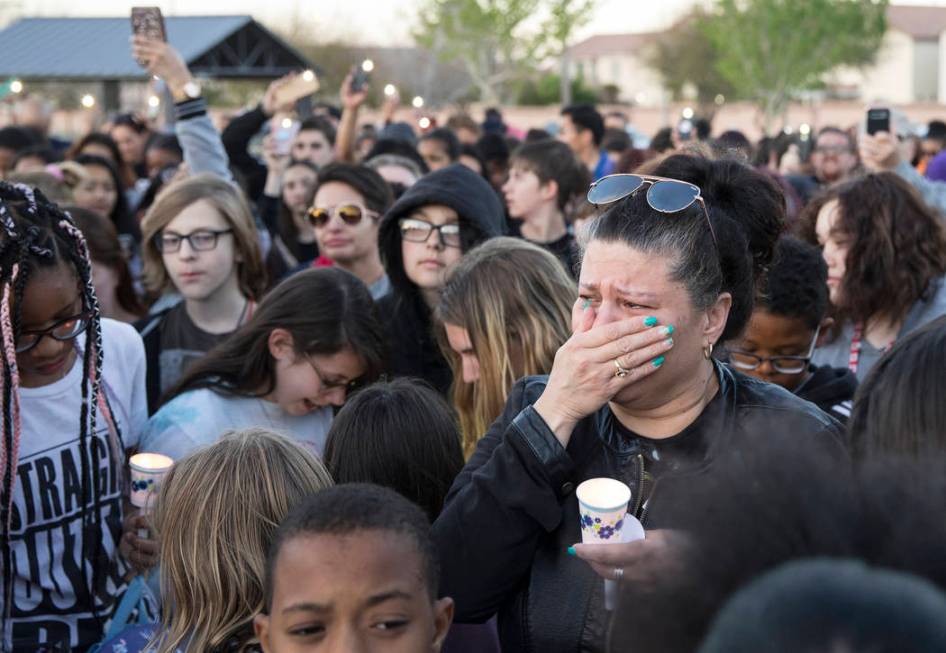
[{"xmin": 432, "ymin": 362, "xmax": 845, "ymax": 653}]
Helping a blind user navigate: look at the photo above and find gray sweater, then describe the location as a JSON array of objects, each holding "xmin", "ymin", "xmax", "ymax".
[
  {"xmin": 812, "ymin": 277, "xmax": 946, "ymax": 381},
  {"xmin": 173, "ymin": 97, "xmax": 232, "ymax": 182},
  {"xmin": 896, "ymin": 161, "xmax": 946, "ymax": 217}
]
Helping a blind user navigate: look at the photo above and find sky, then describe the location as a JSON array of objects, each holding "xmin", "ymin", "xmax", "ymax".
[
  {"xmin": 8, "ymin": 0, "xmax": 698, "ymax": 45},
  {"xmin": 9, "ymin": 0, "xmax": 946, "ymax": 46}
]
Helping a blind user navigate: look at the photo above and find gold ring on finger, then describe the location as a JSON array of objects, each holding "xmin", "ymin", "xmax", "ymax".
[{"xmin": 614, "ymin": 358, "xmax": 630, "ymax": 378}]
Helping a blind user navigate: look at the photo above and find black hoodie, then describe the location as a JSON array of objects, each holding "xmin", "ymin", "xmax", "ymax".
[
  {"xmin": 376, "ymin": 164, "xmax": 507, "ymax": 394},
  {"xmin": 795, "ymin": 364, "xmax": 858, "ymax": 424}
]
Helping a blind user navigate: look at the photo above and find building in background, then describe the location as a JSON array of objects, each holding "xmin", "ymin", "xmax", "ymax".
[
  {"xmin": 566, "ymin": 31, "xmax": 664, "ymax": 107},
  {"xmin": 569, "ymin": 4, "xmax": 946, "ymax": 107}
]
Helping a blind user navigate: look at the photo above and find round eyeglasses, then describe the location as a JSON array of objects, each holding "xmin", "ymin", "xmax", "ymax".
[{"xmin": 16, "ymin": 312, "xmax": 91, "ymax": 354}]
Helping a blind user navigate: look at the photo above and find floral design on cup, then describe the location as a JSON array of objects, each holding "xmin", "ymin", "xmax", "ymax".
[
  {"xmin": 131, "ymin": 478, "xmax": 155, "ymax": 492},
  {"xmin": 580, "ymin": 512, "xmax": 626, "ymax": 540}
]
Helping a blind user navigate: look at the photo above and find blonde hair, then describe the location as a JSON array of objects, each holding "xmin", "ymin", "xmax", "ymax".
[
  {"xmin": 436, "ymin": 237, "xmax": 575, "ymax": 457},
  {"xmin": 151, "ymin": 428, "xmax": 333, "ymax": 653},
  {"xmin": 140, "ymin": 174, "xmax": 266, "ymax": 300}
]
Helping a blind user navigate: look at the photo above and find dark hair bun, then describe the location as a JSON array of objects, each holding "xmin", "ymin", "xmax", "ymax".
[{"xmin": 652, "ymin": 154, "xmax": 785, "ymax": 280}]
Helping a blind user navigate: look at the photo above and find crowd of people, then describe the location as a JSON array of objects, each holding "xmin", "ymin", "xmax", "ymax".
[{"xmin": 3, "ymin": 34, "xmax": 946, "ymax": 653}]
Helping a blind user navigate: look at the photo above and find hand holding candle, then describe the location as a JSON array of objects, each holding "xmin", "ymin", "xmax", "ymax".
[{"xmin": 573, "ymin": 477, "xmax": 644, "ymax": 610}]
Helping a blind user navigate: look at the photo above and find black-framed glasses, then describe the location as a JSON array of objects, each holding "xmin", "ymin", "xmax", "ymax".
[
  {"xmin": 729, "ymin": 327, "xmax": 820, "ymax": 375},
  {"xmin": 16, "ymin": 312, "xmax": 91, "ymax": 354},
  {"xmin": 307, "ymin": 204, "xmax": 375, "ymax": 229},
  {"xmin": 587, "ymin": 173, "xmax": 718, "ymax": 246},
  {"xmin": 305, "ymin": 355, "xmax": 357, "ymax": 392},
  {"xmin": 814, "ymin": 144, "xmax": 854, "ymax": 156},
  {"xmin": 155, "ymin": 229, "xmax": 234, "ymax": 254},
  {"xmin": 399, "ymin": 218, "xmax": 462, "ymax": 248}
]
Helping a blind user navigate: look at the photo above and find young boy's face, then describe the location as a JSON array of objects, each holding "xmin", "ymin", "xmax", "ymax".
[
  {"xmin": 256, "ymin": 529, "xmax": 453, "ymax": 653},
  {"xmin": 730, "ymin": 309, "xmax": 816, "ymax": 393},
  {"xmin": 502, "ymin": 162, "xmax": 554, "ymax": 220}
]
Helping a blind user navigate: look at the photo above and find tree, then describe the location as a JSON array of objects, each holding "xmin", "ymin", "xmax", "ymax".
[
  {"xmin": 515, "ymin": 72, "xmax": 598, "ymax": 105},
  {"xmin": 540, "ymin": 0, "xmax": 597, "ymax": 106},
  {"xmin": 643, "ymin": 8, "xmax": 738, "ymax": 116},
  {"xmin": 413, "ymin": 0, "xmax": 543, "ymax": 104},
  {"xmin": 703, "ymin": 0, "xmax": 887, "ymax": 133}
]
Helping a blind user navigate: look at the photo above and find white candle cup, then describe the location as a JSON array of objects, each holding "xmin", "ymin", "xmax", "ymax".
[
  {"xmin": 129, "ymin": 452, "xmax": 174, "ymax": 513},
  {"xmin": 576, "ymin": 477, "xmax": 632, "ymax": 543},
  {"xmin": 576, "ymin": 477, "xmax": 641, "ymax": 611}
]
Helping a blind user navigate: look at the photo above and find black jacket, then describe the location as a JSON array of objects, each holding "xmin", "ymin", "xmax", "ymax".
[
  {"xmin": 432, "ymin": 363, "xmax": 845, "ymax": 652},
  {"xmin": 376, "ymin": 164, "xmax": 506, "ymax": 394},
  {"xmin": 795, "ymin": 364, "xmax": 858, "ymax": 424},
  {"xmin": 220, "ymin": 104, "xmax": 268, "ymax": 201}
]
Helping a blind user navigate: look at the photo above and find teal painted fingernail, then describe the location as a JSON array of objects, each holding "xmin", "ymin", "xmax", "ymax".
[
  {"xmin": 582, "ymin": 298, "xmax": 591, "ymax": 311},
  {"xmin": 652, "ymin": 356, "xmax": 666, "ymax": 368},
  {"xmin": 666, "ymin": 337, "xmax": 674, "ymax": 346},
  {"xmin": 644, "ymin": 316, "xmax": 658, "ymax": 327},
  {"xmin": 663, "ymin": 325, "xmax": 674, "ymax": 335},
  {"xmin": 567, "ymin": 546, "xmax": 577, "ymax": 556}
]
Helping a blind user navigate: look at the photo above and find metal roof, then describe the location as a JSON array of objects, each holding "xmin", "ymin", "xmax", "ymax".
[{"xmin": 0, "ymin": 16, "xmax": 311, "ymax": 80}]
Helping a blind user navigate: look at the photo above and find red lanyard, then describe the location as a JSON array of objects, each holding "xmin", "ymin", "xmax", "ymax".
[
  {"xmin": 849, "ymin": 322, "xmax": 894, "ymax": 374},
  {"xmin": 848, "ymin": 323, "xmax": 864, "ymax": 374}
]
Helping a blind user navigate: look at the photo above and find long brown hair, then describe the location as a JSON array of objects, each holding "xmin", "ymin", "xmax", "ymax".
[
  {"xmin": 798, "ymin": 172, "xmax": 946, "ymax": 328},
  {"xmin": 165, "ymin": 268, "xmax": 386, "ymax": 404},
  {"xmin": 152, "ymin": 428, "xmax": 333, "ymax": 653},
  {"xmin": 66, "ymin": 205, "xmax": 147, "ymax": 318},
  {"xmin": 140, "ymin": 174, "xmax": 266, "ymax": 300},
  {"xmin": 436, "ymin": 238, "xmax": 575, "ymax": 456}
]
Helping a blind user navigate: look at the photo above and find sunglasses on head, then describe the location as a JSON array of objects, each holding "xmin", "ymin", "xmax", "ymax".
[
  {"xmin": 306, "ymin": 204, "xmax": 375, "ymax": 229},
  {"xmin": 587, "ymin": 174, "xmax": 718, "ymax": 246}
]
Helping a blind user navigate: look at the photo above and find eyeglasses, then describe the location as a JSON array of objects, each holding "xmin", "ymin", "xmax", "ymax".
[
  {"xmin": 305, "ymin": 355, "xmax": 357, "ymax": 392},
  {"xmin": 728, "ymin": 327, "xmax": 821, "ymax": 375},
  {"xmin": 587, "ymin": 174, "xmax": 718, "ymax": 246},
  {"xmin": 399, "ymin": 218, "xmax": 462, "ymax": 248},
  {"xmin": 155, "ymin": 229, "xmax": 234, "ymax": 254},
  {"xmin": 814, "ymin": 144, "xmax": 854, "ymax": 156},
  {"xmin": 306, "ymin": 204, "xmax": 376, "ymax": 229},
  {"xmin": 16, "ymin": 311, "xmax": 91, "ymax": 354}
]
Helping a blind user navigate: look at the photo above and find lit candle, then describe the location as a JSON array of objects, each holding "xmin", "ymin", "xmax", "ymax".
[{"xmin": 129, "ymin": 452, "xmax": 173, "ymax": 510}]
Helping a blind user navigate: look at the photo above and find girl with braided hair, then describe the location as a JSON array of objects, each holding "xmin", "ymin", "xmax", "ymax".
[{"xmin": 0, "ymin": 181, "xmax": 148, "ymax": 651}]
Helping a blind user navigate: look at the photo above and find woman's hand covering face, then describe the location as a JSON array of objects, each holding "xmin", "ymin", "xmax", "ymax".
[{"xmin": 533, "ymin": 305, "xmax": 675, "ymax": 447}]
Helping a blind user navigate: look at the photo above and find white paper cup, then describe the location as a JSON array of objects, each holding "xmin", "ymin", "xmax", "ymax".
[
  {"xmin": 576, "ymin": 477, "xmax": 632, "ymax": 543},
  {"xmin": 577, "ymin": 477, "xmax": 637, "ymax": 611},
  {"xmin": 129, "ymin": 452, "xmax": 174, "ymax": 511}
]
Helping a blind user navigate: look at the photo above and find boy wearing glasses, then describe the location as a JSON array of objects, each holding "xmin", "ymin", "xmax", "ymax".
[{"xmin": 727, "ymin": 236, "xmax": 857, "ymax": 423}]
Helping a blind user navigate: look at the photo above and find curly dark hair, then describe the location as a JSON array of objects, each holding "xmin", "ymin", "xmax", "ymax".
[
  {"xmin": 798, "ymin": 172, "xmax": 946, "ymax": 328},
  {"xmin": 757, "ymin": 236, "xmax": 829, "ymax": 329}
]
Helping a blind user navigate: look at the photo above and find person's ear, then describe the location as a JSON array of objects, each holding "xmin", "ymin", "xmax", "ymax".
[
  {"xmin": 267, "ymin": 328, "xmax": 296, "ymax": 362},
  {"xmin": 430, "ymin": 597, "xmax": 455, "ymax": 652},
  {"xmin": 704, "ymin": 292, "xmax": 733, "ymax": 350},
  {"xmin": 254, "ymin": 613, "xmax": 272, "ymax": 653},
  {"xmin": 540, "ymin": 179, "xmax": 559, "ymax": 204},
  {"xmin": 580, "ymin": 128, "xmax": 594, "ymax": 150},
  {"xmin": 817, "ymin": 316, "xmax": 834, "ymax": 347}
]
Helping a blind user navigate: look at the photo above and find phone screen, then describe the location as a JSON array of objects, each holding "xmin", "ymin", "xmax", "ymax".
[
  {"xmin": 131, "ymin": 7, "xmax": 166, "ymax": 66},
  {"xmin": 272, "ymin": 120, "xmax": 300, "ymax": 157},
  {"xmin": 350, "ymin": 65, "xmax": 370, "ymax": 93},
  {"xmin": 131, "ymin": 7, "xmax": 166, "ymax": 40},
  {"xmin": 867, "ymin": 108, "xmax": 891, "ymax": 136}
]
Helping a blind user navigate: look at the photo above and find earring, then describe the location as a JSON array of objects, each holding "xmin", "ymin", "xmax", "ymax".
[{"xmin": 703, "ymin": 343, "xmax": 714, "ymax": 360}]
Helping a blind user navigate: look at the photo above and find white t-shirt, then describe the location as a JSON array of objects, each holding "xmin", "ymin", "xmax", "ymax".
[
  {"xmin": 140, "ymin": 388, "xmax": 333, "ymax": 462},
  {"xmin": 7, "ymin": 319, "xmax": 147, "ymax": 651}
]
